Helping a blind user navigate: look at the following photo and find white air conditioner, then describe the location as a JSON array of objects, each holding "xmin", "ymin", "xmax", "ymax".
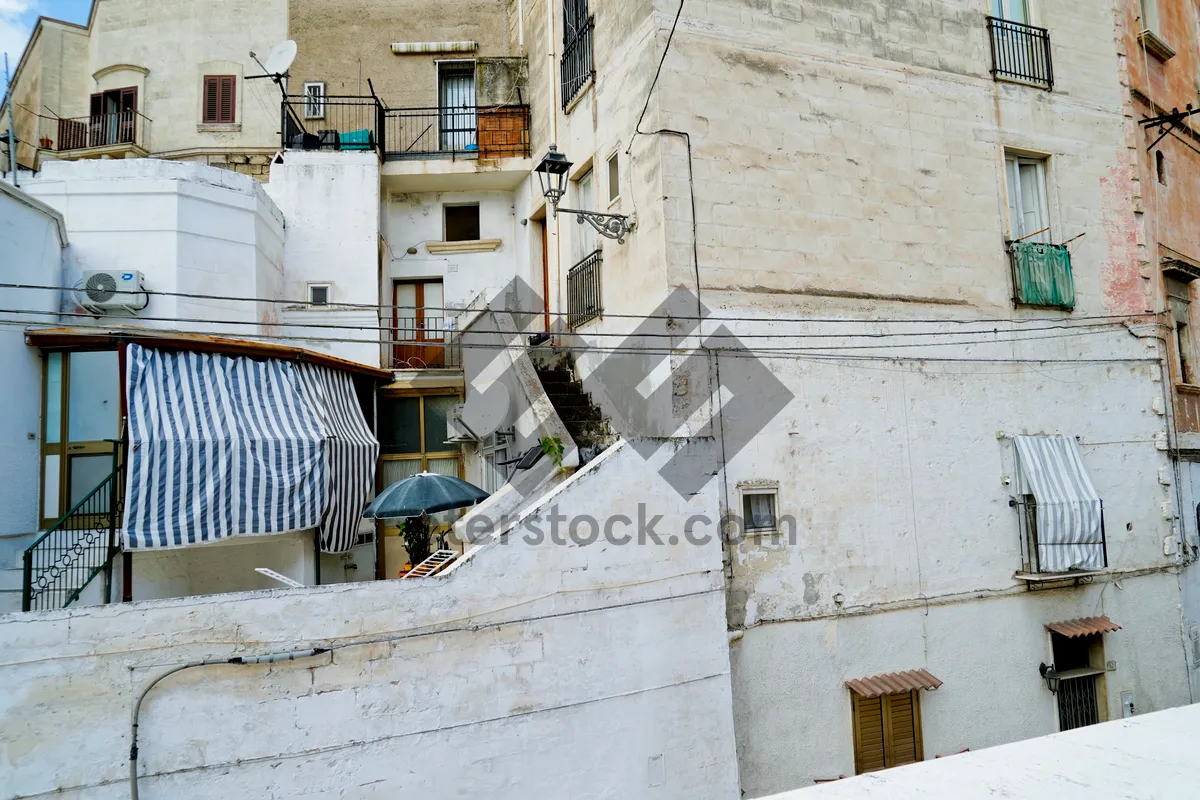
[{"xmin": 78, "ymin": 270, "xmax": 149, "ymax": 312}]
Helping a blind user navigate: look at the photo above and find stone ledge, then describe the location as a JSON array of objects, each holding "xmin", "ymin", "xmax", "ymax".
[{"xmin": 426, "ymin": 239, "xmax": 503, "ymax": 254}]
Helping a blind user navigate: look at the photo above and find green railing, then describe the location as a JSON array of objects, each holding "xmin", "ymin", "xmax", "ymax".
[{"xmin": 22, "ymin": 454, "xmax": 123, "ymax": 612}]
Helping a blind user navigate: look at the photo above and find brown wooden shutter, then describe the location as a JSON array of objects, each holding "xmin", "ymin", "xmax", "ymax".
[
  {"xmin": 851, "ymin": 694, "xmax": 886, "ymax": 774},
  {"xmin": 852, "ymin": 690, "xmax": 924, "ymax": 774},
  {"xmin": 203, "ymin": 77, "xmax": 219, "ymax": 123},
  {"xmin": 218, "ymin": 76, "xmax": 236, "ymax": 123}
]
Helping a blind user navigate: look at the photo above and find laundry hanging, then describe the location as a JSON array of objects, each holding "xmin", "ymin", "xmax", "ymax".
[{"xmin": 122, "ymin": 343, "xmax": 378, "ymax": 552}]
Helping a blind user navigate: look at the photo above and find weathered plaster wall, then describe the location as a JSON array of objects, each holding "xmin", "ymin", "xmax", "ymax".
[
  {"xmin": 288, "ymin": 0, "xmax": 513, "ymax": 109},
  {"xmin": 262, "ymin": 151, "xmax": 381, "ymax": 366},
  {"xmin": 1, "ymin": 20, "xmax": 89, "ymax": 170},
  {"xmin": 21, "ymin": 159, "xmax": 285, "ymax": 337},
  {"xmin": 0, "ymin": 442, "xmax": 739, "ymax": 800}
]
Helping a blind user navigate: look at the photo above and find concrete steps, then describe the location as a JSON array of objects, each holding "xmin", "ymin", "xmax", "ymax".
[{"xmin": 534, "ymin": 365, "xmax": 618, "ymax": 465}]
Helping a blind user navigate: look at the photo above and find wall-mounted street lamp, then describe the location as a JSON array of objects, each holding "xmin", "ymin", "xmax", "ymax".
[
  {"xmin": 534, "ymin": 144, "xmax": 634, "ymax": 244},
  {"xmin": 1039, "ymin": 662, "xmax": 1060, "ymax": 694}
]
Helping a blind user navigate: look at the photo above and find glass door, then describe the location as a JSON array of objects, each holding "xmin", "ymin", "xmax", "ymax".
[
  {"xmin": 40, "ymin": 351, "xmax": 121, "ymax": 528},
  {"xmin": 393, "ymin": 280, "xmax": 446, "ymax": 368},
  {"xmin": 438, "ymin": 62, "xmax": 476, "ymax": 152}
]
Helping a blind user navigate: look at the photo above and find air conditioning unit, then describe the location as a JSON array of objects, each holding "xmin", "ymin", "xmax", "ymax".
[{"xmin": 78, "ymin": 270, "xmax": 149, "ymax": 312}]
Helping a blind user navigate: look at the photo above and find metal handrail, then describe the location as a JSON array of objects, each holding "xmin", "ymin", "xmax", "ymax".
[{"xmin": 22, "ymin": 452, "xmax": 123, "ymax": 612}]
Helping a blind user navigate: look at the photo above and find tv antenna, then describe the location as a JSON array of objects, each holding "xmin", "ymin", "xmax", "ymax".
[{"xmin": 247, "ymin": 40, "xmax": 297, "ymax": 93}]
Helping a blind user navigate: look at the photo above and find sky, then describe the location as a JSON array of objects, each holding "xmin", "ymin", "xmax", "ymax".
[{"xmin": 2, "ymin": 0, "xmax": 92, "ymax": 80}]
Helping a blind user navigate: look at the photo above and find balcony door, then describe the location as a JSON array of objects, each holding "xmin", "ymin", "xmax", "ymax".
[
  {"xmin": 89, "ymin": 87, "xmax": 137, "ymax": 148},
  {"xmin": 991, "ymin": 0, "xmax": 1028, "ymax": 23},
  {"xmin": 393, "ymin": 280, "xmax": 446, "ymax": 368},
  {"xmin": 438, "ymin": 62, "xmax": 476, "ymax": 152}
]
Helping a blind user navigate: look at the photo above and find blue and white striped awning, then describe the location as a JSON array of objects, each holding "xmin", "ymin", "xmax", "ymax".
[
  {"xmin": 1014, "ymin": 434, "xmax": 1104, "ymax": 572},
  {"xmin": 123, "ymin": 344, "xmax": 378, "ymax": 553}
]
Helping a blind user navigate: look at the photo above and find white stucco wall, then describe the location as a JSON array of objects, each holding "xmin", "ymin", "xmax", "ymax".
[
  {"xmin": 21, "ymin": 159, "xmax": 285, "ymax": 336},
  {"xmin": 263, "ymin": 151, "xmax": 381, "ymax": 366},
  {"xmin": 0, "ymin": 441, "xmax": 739, "ymax": 799}
]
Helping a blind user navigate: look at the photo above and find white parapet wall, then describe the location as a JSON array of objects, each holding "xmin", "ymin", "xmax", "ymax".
[{"xmin": 0, "ymin": 440, "xmax": 739, "ymax": 799}]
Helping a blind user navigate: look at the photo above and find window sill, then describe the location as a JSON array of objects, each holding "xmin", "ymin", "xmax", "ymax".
[
  {"xmin": 1014, "ymin": 569, "xmax": 1105, "ymax": 583},
  {"xmin": 197, "ymin": 123, "xmax": 241, "ymax": 133},
  {"xmin": 563, "ymin": 76, "xmax": 594, "ymax": 115},
  {"xmin": 1138, "ymin": 30, "xmax": 1175, "ymax": 62},
  {"xmin": 1055, "ymin": 666, "xmax": 1105, "ymax": 680},
  {"xmin": 1175, "ymin": 383, "xmax": 1200, "ymax": 395},
  {"xmin": 426, "ymin": 239, "xmax": 502, "ymax": 254}
]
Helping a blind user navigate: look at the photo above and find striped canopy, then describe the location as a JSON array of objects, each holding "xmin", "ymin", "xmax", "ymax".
[
  {"xmin": 1013, "ymin": 434, "xmax": 1104, "ymax": 572},
  {"xmin": 123, "ymin": 344, "xmax": 379, "ymax": 553}
]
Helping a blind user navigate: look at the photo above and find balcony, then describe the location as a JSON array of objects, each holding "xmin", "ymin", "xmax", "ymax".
[
  {"xmin": 49, "ymin": 110, "xmax": 151, "ymax": 159},
  {"xmin": 987, "ymin": 16, "xmax": 1053, "ymax": 90},
  {"xmin": 281, "ymin": 96, "xmax": 529, "ymax": 162},
  {"xmin": 389, "ymin": 316, "xmax": 463, "ymax": 371},
  {"xmin": 568, "ymin": 249, "xmax": 603, "ymax": 329},
  {"xmin": 1009, "ymin": 241, "xmax": 1074, "ymax": 309}
]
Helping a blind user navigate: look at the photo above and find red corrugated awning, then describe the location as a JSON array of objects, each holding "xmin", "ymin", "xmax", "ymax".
[
  {"xmin": 845, "ymin": 669, "xmax": 942, "ymax": 698},
  {"xmin": 1045, "ymin": 616, "xmax": 1121, "ymax": 638}
]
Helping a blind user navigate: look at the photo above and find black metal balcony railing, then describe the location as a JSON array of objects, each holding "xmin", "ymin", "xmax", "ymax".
[
  {"xmin": 22, "ymin": 457, "xmax": 123, "ymax": 612},
  {"xmin": 561, "ymin": 16, "xmax": 595, "ymax": 109},
  {"xmin": 56, "ymin": 110, "xmax": 151, "ymax": 152},
  {"xmin": 1012, "ymin": 495, "xmax": 1108, "ymax": 576},
  {"xmin": 389, "ymin": 316, "xmax": 463, "ymax": 369},
  {"xmin": 282, "ymin": 95, "xmax": 383, "ymax": 153},
  {"xmin": 568, "ymin": 249, "xmax": 603, "ymax": 329},
  {"xmin": 281, "ymin": 97, "xmax": 530, "ymax": 161},
  {"xmin": 384, "ymin": 105, "xmax": 530, "ymax": 160},
  {"xmin": 987, "ymin": 16, "xmax": 1053, "ymax": 90}
]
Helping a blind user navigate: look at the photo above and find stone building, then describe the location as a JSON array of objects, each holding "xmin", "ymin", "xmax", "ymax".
[{"xmin": 1, "ymin": 0, "xmax": 287, "ymax": 179}]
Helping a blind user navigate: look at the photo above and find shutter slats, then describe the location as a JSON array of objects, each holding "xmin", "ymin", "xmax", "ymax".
[
  {"xmin": 854, "ymin": 689, "xmax": 924, "ymax": 774},
  {"xmin": 852, "ymin": 694, "xmax": 887, "ymax": 774}
]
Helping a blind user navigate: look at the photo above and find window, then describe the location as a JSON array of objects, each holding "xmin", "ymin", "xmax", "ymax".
[
  {"xmin": 742, "ymin": 489, "xmax": 778, "ymax": 533},
  {"xmin": 1050, "ymin": 631, "xmax": 1106, "ymax": 731},
  {"xmin": 481, "ymin": 430, "xmax": 512, "ymax": 493},
  {"xmin": 40, "ymin": 351, "xmax": 121, "ymax": 527},
  {"xmin": 990, "ymin": 0, "xmax": 1028, "ymax": 24},
  {"xmin": 308, "ymin": 283, "xmax": 330, "ymax": 306},
  {"xmin": 438, "ymin": 62, "xmax": 476, "ymax": 151},
  {"xmin": 607, "ymin": 152, "xmax": 620, "ymax": 202},
  {"xmin": 571, "ymin": 168, "xmax": 596, "ymax": 265},
  {"xmin": 303, "ymin": 81, "xmax": 326, "ymax": 119},
  {"xmin": 202, "ymin": 75, "xmax": 236, "ymax": 124},
  {"xmin": 851, "ymin": 691, "xmax": 923, "ymax": 774},
  {"xmin": 986, "ymin": 2, "xmax": 1052, "ymax": 90},
  {"xmin": 1167, "ymin": 278, "xmax": 1195, "ymax": 384},
  {"xmin": 1139, "ymin": 0, "xmax": 1160, "ymax": 34},
  {"xmin": 377, "ymin": 392, "xmax": 462, "ymax": 489},
  {"xmin": 1012, "ymin": 435, "xmax": 1106, "ymax": 575},
  {"xmin": 1156, "ymin": 149, "xmax": 1167, "ymax": 185},
  {"xmin": 561, "ymin": 0, "xmax": 594, "ymax": 109},
  {"xmin": 444, "ymin": 204, "xmax": 481, "ymax": 241},
  {"xmin": 1005, "ymin": 153, "xmax": 1050, "ymax": 242}
]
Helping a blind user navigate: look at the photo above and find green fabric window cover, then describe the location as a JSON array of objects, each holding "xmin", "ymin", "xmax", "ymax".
[{"xmin": 1012, "ymin": 241, "xmax": 1074, "ymax": 309}]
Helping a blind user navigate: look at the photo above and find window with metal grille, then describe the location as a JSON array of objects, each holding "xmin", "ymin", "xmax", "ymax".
[
  {"xmin": 568, "ymin": 249, "xmax": 602, "ymax": 329},
  {"xmin": 202, "ymin": 75, "xmax": 236, "ymax": 124},
  {"xmin": 851, "ymin": 690, "xmax": 923, "ymax": 774},
  {"xmin": 1051, "ymin": 631, "xmax": 1104, "ymax": 731},
  {"xmin": 561, "ymin": 0, "xmax": 594, "ymax": 109}
]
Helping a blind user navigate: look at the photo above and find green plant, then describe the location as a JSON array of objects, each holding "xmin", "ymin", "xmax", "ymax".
[
  {"xmin": 540, "ymin": 435, "xmax": 566, "ymax": 468},
  {"xmin": 402, "ymin": 515, "xmax": 432, "ymax": 567}
]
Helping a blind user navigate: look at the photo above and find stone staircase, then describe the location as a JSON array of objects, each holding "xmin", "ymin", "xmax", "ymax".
[{"xmin": 534, "ymin": 362, "xmax": 618, "ymax": 465}]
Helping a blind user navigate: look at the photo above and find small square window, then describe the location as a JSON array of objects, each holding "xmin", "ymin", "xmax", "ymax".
[
  {"xmin": 607, "ymin": 152, "xmax": 620, "ymax": 202},
  {"xmin": 444, "ymin": 204, "xmax": 481, "ymax": 242},
  {"xmin": 308, "ymin": 284, "xmax": 331, "ymax": 306},
  {"xmin": 742, "ymin": 489, "xmax": 778, "ymax": 533}
]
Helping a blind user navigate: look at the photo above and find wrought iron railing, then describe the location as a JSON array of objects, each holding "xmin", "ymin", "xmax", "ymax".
[
  {"xmin": 987, "ymin": 16, "xmax": 1053, "ymax": 90},
  {"xmin": 22, "ymin": 456, "xmax": 124, "ymax": 612},
  {"xmin": 281, "ymin": 95, "xmax": 383, "ymax": 154},
  {"xmin": 1012, "ymin": 495, "xmax": 1107, "ymax": 575},
  {"xmin": 389, "ymin": 316, "xmax": 463, "ymax": 369},
  {"xmin": 561, "ymin": 16, "xmax": 595, "ymax": 109},
  {"xmin": 55, "ymin": 110, "xmax": 152, "ymax": 152},
  {"xmin": 382, "ymin": 105, "xmax": 529, "ymax": 160},
  {"xmin": 568, "ymin": 249, "xmax": 603, "ymax": 329}
]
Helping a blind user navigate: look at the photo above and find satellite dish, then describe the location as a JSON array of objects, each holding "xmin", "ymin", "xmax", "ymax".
[
  {"xmin": 459, "ymin": 382, "xmax": 511, "ymax": 439},
  {"xmin": 263, "ymin": 40, "xmax": 297, "ymax": 76}
]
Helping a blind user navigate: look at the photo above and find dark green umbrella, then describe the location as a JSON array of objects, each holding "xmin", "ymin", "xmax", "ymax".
[{"xmin": 363, "ymin": 471, "xmax": 490, "ymax": 519}]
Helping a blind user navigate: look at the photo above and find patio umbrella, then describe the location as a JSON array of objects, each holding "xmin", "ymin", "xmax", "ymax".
[{"xmin": 363, "ymin": 471, "xmax": 490, "ymax": 519}]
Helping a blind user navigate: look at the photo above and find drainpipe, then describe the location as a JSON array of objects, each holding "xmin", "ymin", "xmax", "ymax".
[{"xmin": 5, "ymin": 55, "xmax": 16, "ymax": 186}]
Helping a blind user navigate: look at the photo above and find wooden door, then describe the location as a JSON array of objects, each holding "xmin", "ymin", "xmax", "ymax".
[{"xmin": 392, "ymin": 280, "xmax": 446, "ymax": 368}]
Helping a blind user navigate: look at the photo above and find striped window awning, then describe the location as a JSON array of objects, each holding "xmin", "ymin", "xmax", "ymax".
[
  {"xmin": 846, "ymin": 669, "xmax": 942, "ymax": 698},
  {"xmin": 1046, "ymin": 616, "xmax": 1121, "ymax": 638},
  {"xmin": 1014, "ymin": 435, "xmax": 1104, "ymax": 573},
  {"xmin": 123, "ymin": 344, "xmax": 379, "ymax": 553}
]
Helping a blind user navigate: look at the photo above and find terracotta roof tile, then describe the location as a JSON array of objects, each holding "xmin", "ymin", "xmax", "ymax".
[
  {"xmin": 1045, "ymin": 616, "xmax": 1121, "ymax": 638},
  {"xmin": 845, "ymin": 668, "xmax": 942, "ymax": 698}
]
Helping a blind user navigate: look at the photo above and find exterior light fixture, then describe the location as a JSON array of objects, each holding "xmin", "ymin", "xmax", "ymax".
[
  {"xmin": 534, "ymin": 144, "xmax": 634, "ymax": 244},
  {"xmin": 1039, "ymin": 662, "xmax": 1060, "ymax": 694}
]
